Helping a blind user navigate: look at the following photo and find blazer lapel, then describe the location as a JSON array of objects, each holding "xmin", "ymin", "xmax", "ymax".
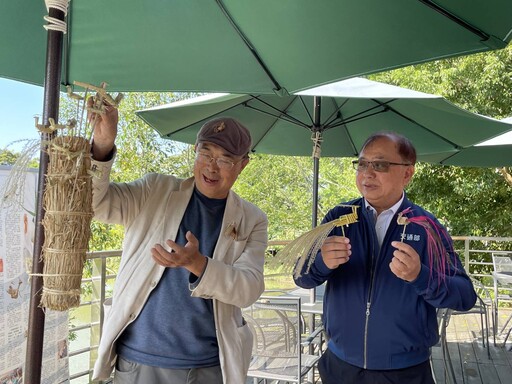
[
  {"xmin": 213, "ymin": 191, "xmax": 243, "ymax": 264},
  {"xmin": 163, "ymin": 177, "xmax": 195, "ymax": 242}
]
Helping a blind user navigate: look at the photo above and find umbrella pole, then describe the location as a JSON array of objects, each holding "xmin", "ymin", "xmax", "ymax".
[
  {"xmin": 311, "ymin": 96, "xmax": 321, "ymax": 229},
  {"xmin": 310, "ymin": 96, "xmax": 322, "ymax": 306},
  {"xmin": 25, "ymin": 5, "xmax": 65, "ymax": 383},
  {"xmin": 312, "ymin": 156, "xmax": 319, "ymax": 225}
]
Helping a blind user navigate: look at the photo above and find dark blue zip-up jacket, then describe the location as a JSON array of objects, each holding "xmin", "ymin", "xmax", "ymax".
[{"xmin": 294, "ymin": 195, "xmax": 476, "ymax": 370}]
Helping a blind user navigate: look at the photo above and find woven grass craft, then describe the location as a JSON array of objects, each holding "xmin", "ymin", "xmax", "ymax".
[
  {"xmin": 37, "ymin": 81, "xmax": 123, "ymax": 311},
  {"xmin": 40, "ymin": 135, "xmax": 92, "ymax": 310}
]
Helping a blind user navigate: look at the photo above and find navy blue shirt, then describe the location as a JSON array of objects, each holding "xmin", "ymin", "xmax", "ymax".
[{"xmin": 117, "ymin": 187, "xmax": 226, "ymax": 368}]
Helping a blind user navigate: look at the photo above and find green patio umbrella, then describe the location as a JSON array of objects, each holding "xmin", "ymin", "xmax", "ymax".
[
  {"xmin": 136, "ymin": 77, "xmax": 512, "ymax": 225},
  {"xmin": 2, "ymin": 0, "xmax": 512, "ymax": 95}
]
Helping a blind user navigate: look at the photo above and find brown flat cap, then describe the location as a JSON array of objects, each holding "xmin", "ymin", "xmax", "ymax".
[{"xmin": 196, "ymin": 117, "xmax": 252, "ymax": 157}]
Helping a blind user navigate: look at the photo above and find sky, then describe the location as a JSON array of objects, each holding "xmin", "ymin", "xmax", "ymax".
[
  {"xmin": 0, "ymin": 78, "xmax": 45, "ymax": 151},
  {"xmin": 1, "ymin": 77, "xmax": 512, "ymax": 152}
]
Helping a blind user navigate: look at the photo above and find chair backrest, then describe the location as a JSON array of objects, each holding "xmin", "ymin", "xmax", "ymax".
[
  {"xmin": 243, "ymin": 295, "xmax": 303, "ymax": 381},
  {"xmin": 435, "ymin": 308, "xmax": 456, "ymax": 384},
  {"xmin": 492, "ymin": 252, "xmax": 512, "ymax": 273}
]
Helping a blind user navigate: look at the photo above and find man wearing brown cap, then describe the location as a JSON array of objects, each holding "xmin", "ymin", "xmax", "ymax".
[{"xmin": 89, "ymin": 106, "xmax": 267, "ymax": 384}]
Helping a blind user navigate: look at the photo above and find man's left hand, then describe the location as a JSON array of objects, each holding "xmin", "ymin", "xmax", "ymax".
[
  {"xmin": 151, "ymin": 231, "xmax": 207, "ymax": 277},
  {"xmin": 389, "ymin": 241, "xmax": 421, "ymax": 282}
]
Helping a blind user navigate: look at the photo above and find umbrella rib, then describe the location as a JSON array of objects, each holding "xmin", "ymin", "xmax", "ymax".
[
  {"xmin": 162, "ymin": 96, "xmax": 257, "ymax": 137},
  {"xmin": 370, "ymin": 99, "xmax": 462, "ymax": 149},
  {"xmin": 418, "ymin": 0, "xmax": 490, "ymax": 42},
  {"xmin": 246, "ymin": 96, "xmax": 311, "ymax": 129},
  {"xmin": 215, "ymin": 0, "xmax": 285, "ymax": 94},
  {"xmin": 326, "ymin": 101, "xmax": 395, "ymax": 130},
  {"xmin": 322, "ymin": 98, "xmax": 351, "ymax": 129},
  {"xmin": 437, "ymin": 151, "xmax": 459, "ymax": 165},
  {"xmin": 298, "ymin": 96, "xmax": 315, "ymax": 126}
]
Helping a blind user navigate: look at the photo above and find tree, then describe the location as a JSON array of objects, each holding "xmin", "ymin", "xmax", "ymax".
[{"xmin": 0, "ymin": 149, "xmax": 19, "ymax": 165}]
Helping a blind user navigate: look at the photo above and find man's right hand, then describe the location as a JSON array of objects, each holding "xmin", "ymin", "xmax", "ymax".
[
  {"xmin": 88, "ymin": 96, "xmax": 119, "ymax": 161},
  {"xmin": 320, "ymin": 236, "xmax": 352, "ymax": 269}
]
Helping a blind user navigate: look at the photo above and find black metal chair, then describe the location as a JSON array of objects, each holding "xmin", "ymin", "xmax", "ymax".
[{"xmin": 451, "ymin": 277, "xmax": 494, "ymax": 357}]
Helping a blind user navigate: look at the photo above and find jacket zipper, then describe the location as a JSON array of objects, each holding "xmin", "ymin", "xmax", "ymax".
[{"xmin": 364, "ymin": 226, "xmax": 378, "ymax": 369}]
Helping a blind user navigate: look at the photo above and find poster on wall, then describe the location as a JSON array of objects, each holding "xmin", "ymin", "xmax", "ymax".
[{"xmin": 0, "ymin": 166, "xmax": 69, "ymax": 384}]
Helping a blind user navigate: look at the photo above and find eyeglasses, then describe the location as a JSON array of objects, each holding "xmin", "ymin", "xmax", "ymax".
[
  {"xmin": 352, "ymin": 159, "xmax": 412, "ymax": 173},
  {"xmin": 195, "ymin": 152, "xmax": 242, "ymax": 170}
]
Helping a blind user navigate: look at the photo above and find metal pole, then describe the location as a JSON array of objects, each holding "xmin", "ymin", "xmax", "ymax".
[
  {"xmin": 309, "ymin": 96, "xmax": 322, "ymax": 306},
  {"xmin": 25, "ymin": 6, "xmax": 65, "ymax": 383},
  {"xmin": 311, "ymin": 96, "xmax": 321, "ymax": 229}
]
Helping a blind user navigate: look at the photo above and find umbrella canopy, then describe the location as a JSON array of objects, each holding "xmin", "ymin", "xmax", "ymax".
[
  {"xmin": 435, "ymin": 144, "xmax": 512, "ymax": 167},
  {"xmin": 424, "ymin": 117, "xmax": 512, "ymax": 167},
  {"xmin": 3, "ymin": 0, "xmax": 512, "ymax": 94},
  {"xmin": 136, "ymin": 77, "xmax": 512, "ymax": 162}
]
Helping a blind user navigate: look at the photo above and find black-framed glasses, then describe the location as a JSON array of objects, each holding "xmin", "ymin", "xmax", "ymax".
[
  {"xmin": 195, "ymin": 152, "xmax": 241, "ymax": 170},
  {"xmin": 352, "ymin": 159, "xmax": 412, "ymax": 173}
]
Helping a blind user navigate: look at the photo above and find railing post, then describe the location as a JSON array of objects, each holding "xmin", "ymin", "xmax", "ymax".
[
  {"xmin": 464, "ymin": 238, "xmax": 470, "ymax": 272},
  {"xmin": 89, "ymin": 253, "xmax": 107, "ymax": 382}
]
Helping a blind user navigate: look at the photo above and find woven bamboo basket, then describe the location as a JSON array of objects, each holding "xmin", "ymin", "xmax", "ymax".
[{"xmin": 40, "ymin": 135, "xmax": 93, "ymax": 310}]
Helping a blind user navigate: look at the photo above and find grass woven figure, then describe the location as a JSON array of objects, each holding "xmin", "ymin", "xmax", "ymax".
[
  {"xmin": 397, "ymin": 207, "xmax": 455, "ymax": 285},
  {"xmin": 38, "ymin": 81, "xmax": 123, "ymax": 311},
  {"xmin": 273, "ymin": 205, "xmax": 359, "ymax": 279}
]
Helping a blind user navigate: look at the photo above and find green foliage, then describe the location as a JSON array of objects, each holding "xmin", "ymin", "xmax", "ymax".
[
  {"xmin": 233, "ymin": 154, "xmax": 358, "ymax": 239},
  {"xmin": 407, "ymin": 164, "xmax": 512, "ymax": 237},
  {"xmin": 89, "ymin": 221, "xmax": 124, "ymax": 251},
  {"xmin": 0, "ymin": 148, "xmax": 19, "ymax": 165},
  {"xmin": 111, "ymin": 92, "xmax": 187, "ymax": 181}
]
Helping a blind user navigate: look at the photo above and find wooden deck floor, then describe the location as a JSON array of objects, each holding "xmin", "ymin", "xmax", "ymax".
[{"xmin": 431, "ymin": 310, "xmax": 512, "ymax": 384}]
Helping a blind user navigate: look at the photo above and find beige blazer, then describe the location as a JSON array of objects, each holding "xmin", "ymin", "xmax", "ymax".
[{"xmin": 91, "ymin": 157, "xmax": 267, "ymax": 383}]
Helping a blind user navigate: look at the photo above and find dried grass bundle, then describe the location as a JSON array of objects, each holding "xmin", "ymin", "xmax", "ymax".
[
  {"xmin": 37, "ymin": 81, "xmax": 123, "ymax": 311},
  {"xmin": 40, "ymin": 136, "xmax": 93, "ymax": 310}
]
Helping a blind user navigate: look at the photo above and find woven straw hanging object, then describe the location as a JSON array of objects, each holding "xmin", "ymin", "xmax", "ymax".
[
  {"xmin": 40, "ymin": 136, "xmax": 93, "ymax": 310},
  {"xmin": 37, "ymin": 81, "xmax": 123, "ymax": 311}
]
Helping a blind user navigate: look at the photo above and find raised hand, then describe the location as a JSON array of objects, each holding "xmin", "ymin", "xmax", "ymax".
[
  {"xmin": 88, "ymin": 95, "xmax": 119, "ymax": 160},
  {"xmin": 151, "ymin": 231, "xmax": 208, "ymax": 277},
  {"xmin": 390, "ymin": 241, "xmax": 421, "ymax": 282}
]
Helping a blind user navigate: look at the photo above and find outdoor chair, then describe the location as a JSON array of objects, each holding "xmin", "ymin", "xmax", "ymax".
[
  {"xmin": 243, "ymin": 296, "xmax": 322, "ymax": 383},
  {"xmin": 451, "ymin": 277, "xmax": 494, "ymax": 356},
  {"xmin": 492, "ymin": 252, "xmax": 512, "ymax": 345}
]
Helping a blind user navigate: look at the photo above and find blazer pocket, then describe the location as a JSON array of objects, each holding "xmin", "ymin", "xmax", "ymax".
[{"xmin": 237, "ymin": 320, "xmax": 254, "ymax": 374}]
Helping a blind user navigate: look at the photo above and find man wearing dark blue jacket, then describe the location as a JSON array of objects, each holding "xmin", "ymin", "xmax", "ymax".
[{"xmin": 294, "ymin": 131, "xmax": 476, "ymax": 384}]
